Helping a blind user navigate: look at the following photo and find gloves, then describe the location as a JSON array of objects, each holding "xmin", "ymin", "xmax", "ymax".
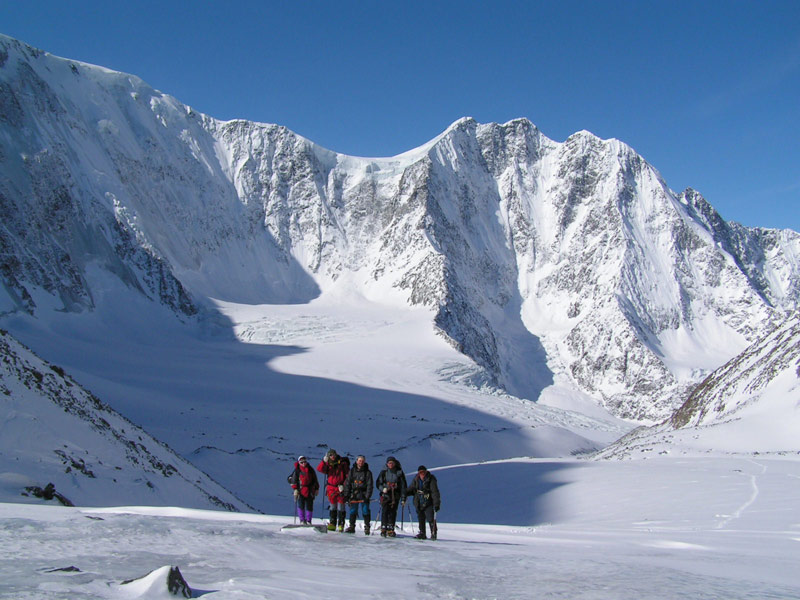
[
  {"xmin": 338, "ymin": 485, "xmax": 344, "ymax": 492},
  {"xmin": 382, "ymin": 487, "xmax": 388, "ymax": 494},
  {"xmin": 293, "ymin": 490, "xmax": 299, "ymax": 500},
  {"xmin": 435, "ymin": 504, "xmax": 440, "ymax": 512}
]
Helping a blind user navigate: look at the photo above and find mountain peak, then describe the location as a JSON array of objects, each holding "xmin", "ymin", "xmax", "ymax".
[{"xmin": 1, "ymin": 33, "xmax": 797, "ymax": 425}]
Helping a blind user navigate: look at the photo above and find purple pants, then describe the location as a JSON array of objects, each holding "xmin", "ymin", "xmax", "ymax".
[{"xmin": 297, "ymin": 496, "xmax": 314, "ymax": 522}]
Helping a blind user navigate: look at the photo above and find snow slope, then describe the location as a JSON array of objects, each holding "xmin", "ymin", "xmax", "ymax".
[
  {"xmin": 1, "ymin": 284, "xmax": 627, "ymax": 513},
  {"xmin": 0, "ymin": 328, "xmax": 250, "ymax": 511},
  {"xmin": 1, "ymin": 455, "xmax": 798, "ymax": 599}
]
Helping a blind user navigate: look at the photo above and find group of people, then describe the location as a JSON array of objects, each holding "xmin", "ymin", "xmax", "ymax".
[{"xmin": 288, "ymin": 449, "xmax": 441, "ymax": 539}]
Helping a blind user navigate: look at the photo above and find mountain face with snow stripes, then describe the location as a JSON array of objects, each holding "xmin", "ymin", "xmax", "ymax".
[
  {"xmin": 670, "ymin": 314, "xmax": 800, "ymax": 430},
  {"xmin": 1, "ymin": 34, "xmax": 798, "ymax": 421},
  {"xmin": 593, "ymin": 314, "xmax": 800, "ymax": 458}
]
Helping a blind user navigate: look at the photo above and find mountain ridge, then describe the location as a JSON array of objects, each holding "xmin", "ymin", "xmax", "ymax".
[
  {"xmin": 594, "ymin": 313, "xmax": 800, "ymax": 459},
  {"xmin": 1, "ymin": 33, "xmax": 798, "ymax": 422}
]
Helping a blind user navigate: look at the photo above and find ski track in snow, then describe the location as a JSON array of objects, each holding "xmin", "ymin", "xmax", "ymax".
[{"xmin": 714, "ymin": 459, "xmax": 765, "ymax": 530}]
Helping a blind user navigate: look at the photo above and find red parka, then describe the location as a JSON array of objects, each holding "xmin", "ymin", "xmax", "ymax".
[
  {"xmin": 317, "ymin": 455, "xmax": 350, "ymax": 504},
  {"xmin": 290, "ymin": 461, "xmax": 320, "ymax": 498}
]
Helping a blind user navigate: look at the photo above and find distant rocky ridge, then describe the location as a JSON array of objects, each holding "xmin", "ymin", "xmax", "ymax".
[
  {"xmin": 1, "ymin": 34, "xmax": 798, "ymax": 421},
  {"xmin": 670, "ymin": 314, "xmax": 800, "ymax": 430},
  {"xmin": 595, "ymin": 314, "xmax": 800, "ymax": 458}
]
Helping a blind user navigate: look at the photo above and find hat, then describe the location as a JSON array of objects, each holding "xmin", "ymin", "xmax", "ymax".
[
  {"xmin": 386, "ymin": 456, "xmax": 397, "ymax": 464},
  {"xmin": 417, "ymin": 465, "xmax": 427, "ymax": 472},
  {"xmin": 327, "ymin": 448, "xmax": 337, "ymax": 456},
  {"xmin": 298, "ymin": 455, "xmax": 307, "ymax": 461}
]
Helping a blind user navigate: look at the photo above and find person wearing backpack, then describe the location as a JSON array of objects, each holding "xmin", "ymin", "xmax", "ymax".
[
  {"xmin": 288, "ymin": 456, "xmax": 319, "ymax": 524},
  {"xmin": 375, "ymin": 456, "xmax": 407, "ymax": 537},
  {"xmin": 406, "ymin": 465, "xmax": 441, "ymax": 539},
  {"xmin": 342, "ymin": 455, "xmax": 374, "ymax": 534},
  {"xmin": 317, "ymin": 448, "xmax": 350, "ymax": 531}
]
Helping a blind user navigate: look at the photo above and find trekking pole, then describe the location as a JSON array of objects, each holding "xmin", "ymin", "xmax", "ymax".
[
  {"xmin": 323, "ymin": 473, "xmax": 329, "ymax": 526},
  {"xmin": 293, "ymin": 495, "xmax": 298, "ymax": 525},
  {"xmin": 401, "ymin": 501, "xmax": 405, "ymax": 532},
  {"xmin": 371, "ymin": 504, "xmax": 382, "ymax": 536}
]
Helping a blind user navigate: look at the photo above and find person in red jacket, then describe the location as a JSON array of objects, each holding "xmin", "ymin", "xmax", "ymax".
[
  {"xmin": 289, "ymin": 456, "xmax": 319, "ymax": 524},
  {"xmin": 317, "ymin": 448, "xmax": 350, "ymax": 531}
]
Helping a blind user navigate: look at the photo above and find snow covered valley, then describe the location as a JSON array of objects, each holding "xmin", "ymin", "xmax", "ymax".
[
  {"xmin": 1, "ymin": 456, "xmax": 798, "ymax": 599},
  {"xmin": 2, "ymin": 297, "xmax": 799, "ymax": 599}
]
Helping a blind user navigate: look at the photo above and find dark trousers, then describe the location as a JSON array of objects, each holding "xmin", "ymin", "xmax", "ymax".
[
  {"xmin": 381, "ymin": 499, "xmax": 400, "ymax": 530},
  {"xmin": 416, "ymin": 504, "xmax": 436, "ymax": 537}
]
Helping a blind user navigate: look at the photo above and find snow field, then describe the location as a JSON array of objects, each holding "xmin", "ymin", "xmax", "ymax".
[{"xmin": 1, "ymin": 456, "xmax": 798, "ymax": 599}]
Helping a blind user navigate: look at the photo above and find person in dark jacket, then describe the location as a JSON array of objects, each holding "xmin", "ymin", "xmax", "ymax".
[
  {"xmin": 342, "ymin": 454, "xmax": 373, "ymax": 534},
  {"xmin": 289, "ymin": 455, "xmax": 319, "ymax": 524},
  {"xmin": 406, "ymin": 465, "xmax": 440, "ymax": 539},
  {"xmin": 317, "ymin": 448, "xmax": 350, "ymax": 531},
  {"xmin": 375, "ymin": 456, "xmax": 407, "ymax": 537}
]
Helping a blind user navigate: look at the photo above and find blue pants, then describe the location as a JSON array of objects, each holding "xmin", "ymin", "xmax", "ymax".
[{"xmin": 348, "ymin": 501, "xmax": 371, "ymax": 520}]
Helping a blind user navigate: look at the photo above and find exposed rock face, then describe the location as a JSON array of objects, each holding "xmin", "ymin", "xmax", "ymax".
[
  {"xmin": 1, "ymin": 34, "xmax": 798, "ymax": 421},
  {"xmin": 121, "ymin": 565, "xmax": 192, "ymax": 598},
  {"xmin": 24, "ymin": 483, "xmax": 74, "ymax": 506}
]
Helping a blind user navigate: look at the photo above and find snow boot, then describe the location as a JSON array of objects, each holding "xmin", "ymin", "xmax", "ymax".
[
  {"xmin": 345, "ymin": 515, "xmax": 356, "ymax": 533},
  {"xmin": 364, "ymin": 523, "xmax": 370, "ymax": 535},
  {"xmin": 387, "ymin": 528, "xmax": 396, "ymax": 538},
  {"xmin": 380, "ymin": 527, "xmax": 387, "ymax": 537},
  {"xmin": 328, "ymin": 509, "xmax": 337, "ymax": 530},
  {"xmin": 415, "ymin": 532, "xmax": 427, "ymax": 539},
  {"xmin": 338, "ymin": 511, "xmax": 346, "ymax": 532}
]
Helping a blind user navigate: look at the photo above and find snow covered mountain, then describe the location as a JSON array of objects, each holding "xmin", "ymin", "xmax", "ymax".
[
  {"xmin": 596, "ymin": 314, "xmax": 800, "ymax": 458},
  {"xmin": 0, "ymin": 328, "xmax": 251, "ymax": 510},
  {"xmin": 1, "ymin": 34, "xmax": 798, "ymax": 423}
]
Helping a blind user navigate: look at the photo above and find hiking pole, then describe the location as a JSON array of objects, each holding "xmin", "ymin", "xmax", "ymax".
[
  {"xmin": 323, "ymin": 473, "xmax": 329, "ymax": 527},
  {"xmin": 371, "ymin": 504, "xmax": 382, "ymax": 536},
  {"xmin": 401, "ymin": 501, "xmax": 405, "ymax": 532},
  {"xmin": 293, "ymin": 495, "xmax": 298, "ymax": 525}
]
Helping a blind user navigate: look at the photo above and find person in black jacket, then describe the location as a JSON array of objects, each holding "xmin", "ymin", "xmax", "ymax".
[
  {"xmin": 406, "ymin": 465, "xmax": 440, "ymax": 539},
  {"xmin": 375, "ymin": 456, "xmax": 407, "ymax": 537},
  {"xmin": 342, "ymin": 455, "xmax": 373, "ymax": 534}
]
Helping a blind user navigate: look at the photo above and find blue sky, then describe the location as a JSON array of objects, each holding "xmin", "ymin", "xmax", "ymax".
[{"xmin": 2, "ymin": 0, "xmax": 798, "ymax": 231}]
